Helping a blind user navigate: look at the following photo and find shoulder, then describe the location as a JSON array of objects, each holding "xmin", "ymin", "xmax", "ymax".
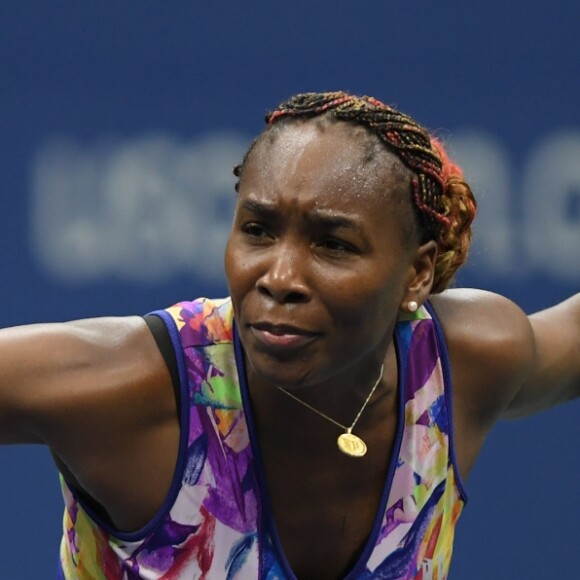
[
  {"xmin": 1, "ymin": 313, "xmax": 174, "ymax": 453},
  {"xmin": 429, "ymin": 288, "xmax": 533, "ymax": 346},
  {"xmin": 53, "ymin": 316, "xmax": 165, "ymax": 381},
  {"xmin": 48, "ymin": 317, "xmax": 178, "ymax": 518},
  {"xmin": 429, "ymin": 289, "xmax": 535, "ymax": 424},
  {"xmin": 33, "ymin": 316, "xmax": 172, "ymax": 426},
  {"xmin": 0, "ymin": 315, "xmax": 160, "ymax": 401}
]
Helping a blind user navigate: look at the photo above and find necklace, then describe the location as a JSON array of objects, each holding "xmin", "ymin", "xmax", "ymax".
[{"xmin": 275, "ymin": 364, "xmax": 385, "ymax": 458}]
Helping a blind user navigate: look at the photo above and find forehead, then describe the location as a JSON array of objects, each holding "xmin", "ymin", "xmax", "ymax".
[{"xmin": 240, "ymin": 120, "xmax": 410, "ymax": 210}]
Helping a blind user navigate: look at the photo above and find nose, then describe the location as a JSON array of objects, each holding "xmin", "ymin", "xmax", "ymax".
[{"xmin": 256, "ymin": 244, "xmax": 311, "ymax": 305}]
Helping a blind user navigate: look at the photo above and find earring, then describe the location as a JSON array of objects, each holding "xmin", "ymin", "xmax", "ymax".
[{"xmin": 407, "ymin": 301, "xmax": 419, "ymax": 312}]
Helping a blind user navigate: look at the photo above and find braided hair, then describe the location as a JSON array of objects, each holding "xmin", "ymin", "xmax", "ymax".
[{"xmin": 235, "ymin": 91, "xmax": 477, "ymax": 293}]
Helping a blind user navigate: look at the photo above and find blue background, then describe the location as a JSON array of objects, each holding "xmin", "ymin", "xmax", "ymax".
[{"xmin": 1, "ymin": 1, "xmax": 578, "ymax": 578}]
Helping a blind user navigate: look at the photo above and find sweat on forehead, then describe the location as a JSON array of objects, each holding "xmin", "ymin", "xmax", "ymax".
[
  {"xmin": 261, "ymin": 116, "xmax": 402, "ymax": 165},
  {"xmin": 241, "ymin": 119, "xmax": 414, "ymax": 203}
]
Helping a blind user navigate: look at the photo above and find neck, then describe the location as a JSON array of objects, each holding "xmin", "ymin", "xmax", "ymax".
[{"xmin": 246, "ymin": 340, "xmax": 398, "ymax": 431}]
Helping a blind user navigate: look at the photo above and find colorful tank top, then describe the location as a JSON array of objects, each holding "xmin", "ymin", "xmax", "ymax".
[{"xmin": 58, "ymin": 297, "xmax": 467, "ymax": 579}]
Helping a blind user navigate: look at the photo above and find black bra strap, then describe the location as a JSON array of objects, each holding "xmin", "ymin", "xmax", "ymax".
[{"xmin": 143, "ymin": 314, "xmax": 181, "ymax": 418}]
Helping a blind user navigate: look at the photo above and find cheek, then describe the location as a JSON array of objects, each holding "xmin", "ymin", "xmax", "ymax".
[
  {"xmin": 316, "ymin": 263, "xmax": 405, "ymax": 327},
  {"xmin": 224, "ymin": 237, "xmax": 247, "ymax": 294},
  {"xmin": 224, "ymin": 235, "xmax": 263, "ymax": 306}
]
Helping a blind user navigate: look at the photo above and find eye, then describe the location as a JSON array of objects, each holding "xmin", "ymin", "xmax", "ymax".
[
  {"xmin": 319, "ymin": 237, "xmax": 356, "ymax": 255},
  {"xmin": 241, "ymin": 222, "xmax": 271, "ymax": 239}
]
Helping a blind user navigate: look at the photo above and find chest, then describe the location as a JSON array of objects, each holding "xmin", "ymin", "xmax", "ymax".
[{"xmin": 255, "ymin": 398, "xmax": 399, "ymax": 579}]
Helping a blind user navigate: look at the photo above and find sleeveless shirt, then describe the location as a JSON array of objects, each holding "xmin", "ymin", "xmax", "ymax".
[{"xmin": 58, "ymin": 297, "xmax": 467, "ymax": 579}]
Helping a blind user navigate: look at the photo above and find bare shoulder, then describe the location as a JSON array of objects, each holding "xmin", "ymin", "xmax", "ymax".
[
  {"xmin": 0, "ymin": 315, "xmax": 173, "ymax": 444},
  {"xmin": 1, "ymin": 315, "xmax": 179, "ymax": 530},
  {"xmin": 429, "ymin": 289, "xmax": 535, "ymax": 424},
  {"xmin": 54, "ymin": 317, "xmax": 178, "ymax": 494}
]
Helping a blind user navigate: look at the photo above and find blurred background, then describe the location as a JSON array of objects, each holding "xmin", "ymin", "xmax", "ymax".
[{"xmin": 1, "ymin": 1, "xmax": 578, "ymax": 577}]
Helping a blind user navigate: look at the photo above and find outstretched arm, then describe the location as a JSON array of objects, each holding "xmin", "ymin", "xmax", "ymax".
[
  {"xmin": 0, "ymin": 317, "xmax": 179, "ymax": 531},
  {"xmin": 0, "ymin": 318, "xmax": 163, "ymax": 443},
  {"xmin": 430, "ymin": 289, "xmax": 579, "ymax": 479},
  {"xmin": 502, "ymin": 293, "xmax": 580, "ymax": 419}
]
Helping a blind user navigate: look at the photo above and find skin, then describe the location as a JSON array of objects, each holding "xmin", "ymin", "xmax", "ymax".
[{"xmin": 0, "ymin": 120, "xmax": 578, "ymax": 578}]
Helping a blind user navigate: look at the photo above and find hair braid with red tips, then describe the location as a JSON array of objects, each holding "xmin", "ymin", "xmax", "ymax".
[{"xmin": 236, "ymin": 91, "xmax": 477, "ymax": 293}]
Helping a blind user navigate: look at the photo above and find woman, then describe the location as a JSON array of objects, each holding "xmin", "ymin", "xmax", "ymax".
[{"xmin": 1, "ymin": 92, "xmax": 578, "ymax": 579}]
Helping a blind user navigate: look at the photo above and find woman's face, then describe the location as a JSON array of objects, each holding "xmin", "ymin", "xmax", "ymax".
[{"xmin": 225, "ymin": 121, "xmax": 434, "ymax": 389}]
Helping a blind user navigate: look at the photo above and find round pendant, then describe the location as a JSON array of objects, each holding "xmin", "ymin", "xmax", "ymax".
[{"xmin": 337, "ymin": 432, "xmax": 367, "ymax": 457}]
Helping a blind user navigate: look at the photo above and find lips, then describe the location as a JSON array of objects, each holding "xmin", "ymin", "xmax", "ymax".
[{"xmin": 249, "ymin": 321, "xmax": 319, "ymax": 351}]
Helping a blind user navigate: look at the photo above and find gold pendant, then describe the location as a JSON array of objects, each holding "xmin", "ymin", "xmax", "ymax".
[{"xmin": 337, "ymin": 432, "xmax": 367, "ymax": 457}]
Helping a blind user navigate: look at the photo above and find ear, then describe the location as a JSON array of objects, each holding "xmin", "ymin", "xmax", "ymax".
[{"xmin": 400, "ymin": 240, "xmax": 437, "ymax": 312}]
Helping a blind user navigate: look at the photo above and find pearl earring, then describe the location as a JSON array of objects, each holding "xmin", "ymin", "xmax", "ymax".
[{"xmin": 407, "ymin": 301, "xmax": 419, "ymax": 312}]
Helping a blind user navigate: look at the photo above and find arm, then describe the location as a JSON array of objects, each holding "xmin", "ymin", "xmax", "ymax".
[
  {"xmin": 0, "ymin": 317, "xmax": 179, "ymax": 531},
  {"xmin": 502, "ymin": 293, "xmax": 580, "ymax": 419},
  {"xmin": 430, "ymin": 289, "xmax": 578, "ymax": 478},
  {"xmin": 431, "ymin": 289, "xmax": 579, "ymax": 423}
]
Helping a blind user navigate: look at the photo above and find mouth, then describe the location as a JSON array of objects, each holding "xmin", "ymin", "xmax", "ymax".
[{"xmin": 249, "ymin": 322, "xmax": 320, "ymax": 351}]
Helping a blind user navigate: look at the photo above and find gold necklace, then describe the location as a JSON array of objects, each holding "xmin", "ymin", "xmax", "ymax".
[{"xmin": 275, "ymin": 364, "xmax": 385, "ymax": 458}]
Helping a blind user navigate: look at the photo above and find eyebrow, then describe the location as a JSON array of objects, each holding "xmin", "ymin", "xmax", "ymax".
[
  {"xmin": 240, "ymin": 198, "xmax": 278, "ymax": 217},
  {"xmin": 240, "ymin": 198, "xmax": 364, "ymax": 232},
  {"xmin": 308, "ymin": 212, "xmax": 362, "ymax": 232}
]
